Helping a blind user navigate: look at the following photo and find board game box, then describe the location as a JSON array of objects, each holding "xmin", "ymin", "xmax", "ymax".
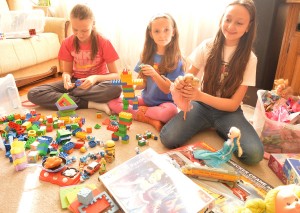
[{"xmin": 99, "ymin": 148, "xmax": 215, "ymax": 213}]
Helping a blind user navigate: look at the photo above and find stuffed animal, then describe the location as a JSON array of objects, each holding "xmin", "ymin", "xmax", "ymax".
[{"xmin": 235, "ymin": 184, "xmax": 300, "ymax": 213}]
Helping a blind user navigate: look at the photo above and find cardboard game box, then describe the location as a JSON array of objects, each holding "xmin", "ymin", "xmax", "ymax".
[
  {"xmin": 268, "ymin": 153, "xmax": 300, "ymax": 184},
  {"xmin": 162, "ymin": 142, "xmax": 274, "ymax": 213},
  {"xmin": 99, "ymin": 148, "xmax": 215, "ymax": 213},
  {"xmin": 283, "ymin": 158, "xmax": 300, "ymax": 185}
]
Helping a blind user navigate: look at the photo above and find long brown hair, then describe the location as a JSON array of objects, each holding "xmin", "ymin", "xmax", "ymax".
[
  {"xmin": 140, "ymin": 13, "xmax": 183, "ymax": 75},
  {"xmin": 70, "ymin": 4, "xmax": 98, "ymax": 61},
  {"xmin": 202, "ymin": 0, "xmax": 257, "ymax": 98}
]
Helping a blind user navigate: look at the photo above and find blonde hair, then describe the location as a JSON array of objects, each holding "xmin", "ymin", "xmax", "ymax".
[
  {"xmin": 230, "ymin": 127, "xmax": 243, "ymax": 157},
  {"xmin": 235, "ymin": 184, "xmax": 300, "ymax": 213}
]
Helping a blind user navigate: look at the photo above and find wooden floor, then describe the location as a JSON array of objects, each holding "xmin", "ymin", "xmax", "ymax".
[{"xmin": 18, "ymin": 75, "xmax": 62, "ymax": 96}]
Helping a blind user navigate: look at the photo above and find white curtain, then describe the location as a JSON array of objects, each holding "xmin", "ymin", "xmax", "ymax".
[{"xmin": 50, "ymin": 0, "xmax": 231, "ymax": 70}]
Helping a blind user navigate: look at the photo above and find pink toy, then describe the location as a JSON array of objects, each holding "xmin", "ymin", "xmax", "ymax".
[
  {"xmin": 292, "ymin": 100, "xmax": 300, "ymax": 113},
  {"xmin": 171, "ymin": 74, "xmax": 200, "ymax": 120}
]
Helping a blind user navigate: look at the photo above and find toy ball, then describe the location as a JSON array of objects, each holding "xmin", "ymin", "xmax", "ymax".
[{"xmin": 80, "ymin": 146, "xmax": 87, "ymax": 153}]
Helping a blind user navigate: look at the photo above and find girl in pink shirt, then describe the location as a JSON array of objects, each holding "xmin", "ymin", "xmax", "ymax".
[{"xmin": 28, "ymin": 4, "xmax": 121, "ymax": 114}]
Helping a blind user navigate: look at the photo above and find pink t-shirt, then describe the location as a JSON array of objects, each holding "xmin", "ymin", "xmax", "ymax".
[{"xmin": 58, "ymin": 34, "xmax": 119, "ymax": 78}]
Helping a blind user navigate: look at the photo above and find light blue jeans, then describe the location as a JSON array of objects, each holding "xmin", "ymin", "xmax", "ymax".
[{"xmin": 160, "ymin": 101, "xmax": 264, "ymax": 165}]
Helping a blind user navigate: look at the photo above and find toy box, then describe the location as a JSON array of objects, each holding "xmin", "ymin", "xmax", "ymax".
[
  {"xmin": 253, "ymin": 90, "xmax": 300, "ymax": 153},
  {"xmin": 0, "ymin": 74, "xmax": 23, "ymax": 116},
  {"xmin": 268, "ymin": 153, "xmax": 300, "ymax": 184},
  {"xmin": 283, "ymin": 158, "xmax": 300, "ymax": 185}
]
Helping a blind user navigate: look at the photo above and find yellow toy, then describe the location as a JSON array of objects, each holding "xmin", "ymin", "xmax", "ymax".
[
  {"xmin": 235, "ymin": 184, "xmax": 300, "ymax": 213},
  {"xmin": 99, "ymin": 157, "xmax": 107, "ymax": 175},
  {"xmin": 104, "ymin": 140, "xmax": 115, "ymax": 163}
]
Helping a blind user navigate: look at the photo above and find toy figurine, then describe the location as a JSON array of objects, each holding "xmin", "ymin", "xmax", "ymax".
[
  {"xmin": 104, "ymin": 140, "xmax": 115, "ymax": 163},
  {"xmin": 273, "ymin": 78, "xmax": 293, "ymax": 99},
  {"xmin": 99, "ymin": 157, "xmax": 107, "ymax": 175},
  {"xmin": 193, "ymin": 127, "xmax": 242, "ymax": 168},
  {"xmin": 235, "ymin": 184, "xmax": 300, "ymax": 213},
  {"xmin": 171, "ymin": 73, "xmax": 200, "ymax": 120},
  {"xmin": 135, "ymin": 146, "xmax": 140, "ymax": 154}
]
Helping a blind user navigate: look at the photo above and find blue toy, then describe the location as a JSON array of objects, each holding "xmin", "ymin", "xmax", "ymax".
[{"xmin": 193, "ymin": 127, "xmax": 243, "ymax": 168}]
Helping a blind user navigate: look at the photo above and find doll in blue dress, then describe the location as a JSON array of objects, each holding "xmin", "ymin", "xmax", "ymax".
[{"xmin": 193, "ymin": 127, "xmax": 243, "ymax": 168}]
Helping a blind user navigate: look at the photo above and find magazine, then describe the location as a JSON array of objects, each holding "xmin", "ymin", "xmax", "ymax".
[
  {"xmin": 162, "ymin": 142, "xmax": 274, "ymax": 213},
  {"xmin": 99, "ymin": 148, "xmax": 215, "ymax": 213}
]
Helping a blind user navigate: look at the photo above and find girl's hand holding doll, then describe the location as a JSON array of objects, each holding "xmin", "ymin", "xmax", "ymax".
[{"xmin": 171, "ymin": 74, "xmax": 200, "ymax": 120}]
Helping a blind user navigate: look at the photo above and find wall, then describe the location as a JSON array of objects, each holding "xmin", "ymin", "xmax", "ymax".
[
  {"xmin": 243, "ymin": 0, "xmax": 287, "ymax": 106},
  {"xmin": 253, "ymin": 0, "xmax": 287, "ymax": 90}
]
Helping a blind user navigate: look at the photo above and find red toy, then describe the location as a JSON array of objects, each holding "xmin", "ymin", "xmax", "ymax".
[{"xmin": 39, "ymin": 167, "xmax": 80, "ymax": 186}]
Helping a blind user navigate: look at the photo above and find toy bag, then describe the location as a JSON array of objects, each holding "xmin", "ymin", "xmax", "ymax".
[
  {"xmin": 253, "ymin": 90, "xmax": 300, "ymax": 153},
  {"xmin": 0, "ymin": 74, "xmax": 23, "ymax": 116}
]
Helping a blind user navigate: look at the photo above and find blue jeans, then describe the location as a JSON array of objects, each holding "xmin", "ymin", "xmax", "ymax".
[{"xmin": 160, "ymin": 101, "xmax": 264, "ymax": 165}]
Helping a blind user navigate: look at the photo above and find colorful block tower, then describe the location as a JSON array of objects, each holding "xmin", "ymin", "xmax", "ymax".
[
  {"xmin": 10, "ymin": 140, "xmax": 27, "ymax": 171},
  {"xmin": 110, "ymin": 69, "xmax": 143, "ymax": 142}
]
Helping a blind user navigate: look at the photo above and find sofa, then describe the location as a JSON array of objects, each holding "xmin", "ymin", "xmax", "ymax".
[{"xmin": 0, "ymin": 0, "xmax": 70, "ymax": 87}]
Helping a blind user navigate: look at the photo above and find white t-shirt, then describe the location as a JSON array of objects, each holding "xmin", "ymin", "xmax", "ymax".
[{"xmin": 188, "ymin": 38, "xmax": 257, "ymax": 87}]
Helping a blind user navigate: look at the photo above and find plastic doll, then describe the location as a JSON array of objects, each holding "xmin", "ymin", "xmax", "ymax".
[
  {"xmin": 235, "ymin": 184, "xmax": 300, "ymax": 213},
  {"xmin": 171, "ymin": 73, "xmax": 200, "ymax": 120},
  {"xmin": 273, "ymin": 78, "xmax": 293, "ymax": 100},
  {"xmin": 193, "ymin": 127, "xmax": 242, "ymax": 168}
]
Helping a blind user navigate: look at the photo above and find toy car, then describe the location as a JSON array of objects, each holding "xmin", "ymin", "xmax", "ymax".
[
  {"xmin": 231, "ymin": 187, "xmax": 249, "ymax": 201},
  {"xmin": 84, "ymin": 161, "xmax": 100, "ymax": 176}
]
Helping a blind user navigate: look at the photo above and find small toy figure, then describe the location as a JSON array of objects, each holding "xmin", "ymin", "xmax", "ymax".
[
  {"xmin": 99, "ymin": 157, "xmax": 107, "ymax": 175},
  {"xmin": 104, "ymin": 140, "xmax": 115, "ymax": 163},
  {"xmin": 135, "ymin": 146, "xmax": 140, "ymax": 154},
  {"xmin": 193, "ymin": 127, "xmax": 242, "ymax": 167},
  {"xmin": 273, "ymin": 78, "xmax": 293, "ymax": 99},
  {"xmin": 235, "ymin": 184, "xmax": 300, "ymax": 213}
]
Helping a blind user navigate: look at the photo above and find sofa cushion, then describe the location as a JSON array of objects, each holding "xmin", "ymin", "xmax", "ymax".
[{"xmin": 0, "ymin": 32, "xmax": 60, "ymax": 75}]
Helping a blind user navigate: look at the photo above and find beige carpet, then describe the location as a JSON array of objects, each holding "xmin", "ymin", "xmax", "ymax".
[{"xmin": 0, "ymin": 102, "xmax": 283, "ymax": 213}]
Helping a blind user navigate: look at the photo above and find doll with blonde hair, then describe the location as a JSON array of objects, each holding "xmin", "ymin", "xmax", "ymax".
[
  {"xmin": 273, "ymin": 78, "xmax": 293, "ymax": 99},
  {"xmin": 235, "ymin": 184, "xmax": 300, "ymax": 213},
  {"xmin": 193, "ymin": 126, "xmax": 242, "ymax": 168}
]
